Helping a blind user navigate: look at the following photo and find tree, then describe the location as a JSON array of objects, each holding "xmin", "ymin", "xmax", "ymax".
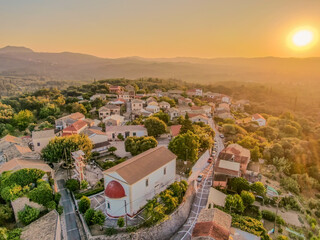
[
  {"xmin": 241, "ymin": 191, "xmax": 255, "ymax": 207},
  {"xmin": 39, "ymin": 104, "xmax": 60, "ymax": 119},
  {"xmin": 13, "ymin": 110, "xmax": 34, "ymax": 131},
  {"xmin": 0, "ymin": 204, "xmax": 13, "ymax": 225},
  {"xmin": 168, "ymin": 130, "xmax": 200, "ymax": 162},
  {"xmin": 65, "ymin": 179, "xmax": 80, "ymax": 192},
  {"xmin": 225, "ymin": 194, "xmax": 244, "ymax": 213},
  {"xmin": 93, "ymin": 210, "xmax": 105, "ymax": 227},
  {"xmin": 84, "ymin": 208, "xmax": 95, "ymax": 225},
  {"xmin": 108, "ymin": 146, "xmax": 117, "ymax": 154},
  {"xmin": 78, "ymin": 196, "xmax": 91, "ymax": 214},
  {"xmin": 41, "ymin": 134, "xmax": 93, "ymax": 163},
  {"xmin": 160, "ymin": 190, "xmax": 178, "ymax": 213},
  {"xmin": 28, "ymin": 181, "xmax": 54, "ymax": 207},
  {"xmin": 117, "ymin": 217, "xmax": 125, "ymax": 227},
  {"xmin": 272, "ymin": 157, "xmax": 291, "ymax": 174},
  {"xmin": 153, "ymin": 111, "xmax": 170, "ymax": 124},
  {"xmin": 144, "ymin": 198, "xmax": 167, "ymax": 226},
  {"xmin": 269, "ymin": 143, "xmax": 284, "ymax": 160},
  {"xmin": 0, "ymin": 103, "xmax": 14, "ymax": 122},
  {"xmin": 280, "ymin": 177, "xmax": 300, "ymax": 194},
  {"xmin": 69, "ymin": 102, "xmax": 87, "ymax": 114},
  {"xmin": 18, "ymin": 205, "xmax": 40, "ymax": 225},
  {"xmin": 159, "ymin": 97, "xmax": 176, "ymax": 107},
  {"xmin": 125, "ymin": 136, "xmax": 158, "ymax": 156},
  {"xmin": 144, "ymin": 117, "xmax": 167, "ymax": 137},
  {"xmin": 250, "ymin": 146, "xmax": 262, "ymax": 161},
  {"xmin": 117, "ymin": 133, "xmax": 124, "ymax": 141},
  {"xmin": 229, "ymin": 177, "xmax": 250, "ymax": 194},
  {"xmin": 180, "ymin": 113, "xmax": 193, "ymax": 134},
  {"xmin": 250, "ymin": 182, "xmax": 266, "ymax": 196}
]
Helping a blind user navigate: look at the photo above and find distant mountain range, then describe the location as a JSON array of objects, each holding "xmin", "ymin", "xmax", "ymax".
[{"xmin": 0, "ymin": 45, "xmax": 319, "ymax": 84}]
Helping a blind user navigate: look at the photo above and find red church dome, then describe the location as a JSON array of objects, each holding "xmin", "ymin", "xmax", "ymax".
[{"xmin": 105, "ymin": 180, "xmax": 126, "ymax": 199}]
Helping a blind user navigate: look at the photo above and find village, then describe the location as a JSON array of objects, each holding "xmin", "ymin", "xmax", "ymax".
[{"xmin": 0, "ymin": 80, "xmax": 317, "ymax": 240}]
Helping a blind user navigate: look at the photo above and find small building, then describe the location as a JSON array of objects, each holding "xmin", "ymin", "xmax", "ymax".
[
  {"xmin": 178, "ymin": 97, "xmax": 193, "ymax": 106},
  {"xmin": 167, "ymin": 107, "xmax": 179, "ymax": 120},
  {"xmin": 108, "ymin": 98, "xmax": 126, "ymax": 106},
  {"xmin": 118, "ymin": 92, "xmax": 132, "ymax": 101},
  {"xmin": 109, "ymin": 85, "xmax": 122, "ymax": 94},
  {"xmin": 32, "ymin": 129, "xmax": 56, "ymax": 152},
  {"xmin": 125, "ymin": 84, "xmax": 135, "ymax": 92},
  {"xmin": 159, "ymin": 101, "xmax": 170, "ymax": 109},
  {"xmin": 169, "ymin": 125, "xmax": 182, "ymax": 138},
  {"xmin": 221, "ymin": 95, "xmax": 231, "ymax": 104},
  {"xmin": 190, "ymin": 106, "xmax": 206, "ymax": 115},
  {"xmin": 104, "ymin": 114, "xmax": 125, "ymax": 126},
  {"xmin": 189, "ymin": 114, "xmax": 209, "ymax": 124},
  {"xmin": 187, "ymin": 88, "xmax": 202, "ymax": 97},
  {"xmin": 146, "ymin": 97, "xmax": 157, "ymax": 105},
  {"xmin": 0, "ymin": 135, "xmax": 32, "ymax": 164},
  {"xmin": 62, "ymin": 119, "xmax": 88, "ymax": 136},
  {"xmin": 202, "ymin": 105, "xmax": 212, "ymax": 115},
  {"xmin": 98, "ymin": 105, "xmax": 121, "ymax": 119},
  {"xmin": 213, "ymin": 160, "xmax": 241, "ymax": 188},
  {"xmin": 83, "ymin": 128, "xmax": 110, "ymax": 153},
  {"xmin": 103, "ymin": 146, "xmax": 176, "ymax": 217},
  {"xmin": 72, "ymin": 150, "xmax": 86, "ymax": 182},
  {"xmin": 145, "ymin": 105, "xmax": 160, "ymax": 113},
  {"xmin": 252, "ymin": 114, "xmax": 266, "ymax": 126},
  {"xmin": 55, "ymin": 112, "xmax": 85, "ymax": 130},
  {"xmin": 105, "ymin": 125, "xmax": 147, "ymax": 140},
  {"xmin": 131, "ymin": 99, "xmax": 144, "ymax": 111},
  {"xmin": 206, "ymin": 187, "xmax": 227, "ymax": 208},
  {"xmin": 90, "ymin": 93, "xmax": 106, "ymax": 101}
]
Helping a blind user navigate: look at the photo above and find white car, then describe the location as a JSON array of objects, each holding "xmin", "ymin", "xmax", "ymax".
[
  {"xmin": 219, "ymin": 134, "xmax": 224, "ymax": 138},
  {"xmin": 197, "ymin": 174, "xmax": 203, "ymax": 182}
]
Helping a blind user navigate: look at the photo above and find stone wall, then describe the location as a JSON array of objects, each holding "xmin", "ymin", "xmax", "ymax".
[
  {"xmin": 83, "ymin": 181, "xmax": 197, "ymax": 240},
  {"xmin": 11, "ymin": 197, "xmax": 46, "ymax": 222}
]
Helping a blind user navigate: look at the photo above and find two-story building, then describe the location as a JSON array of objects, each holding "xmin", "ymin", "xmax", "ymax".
[
  {"xmin": 32, "ymin": 130, "xmax": 56, "ymax": 152},
  {"xmin": 105, "ymin": 125, "xmax": 147, "ymax": 140},
  {"xmin": 131, "ymin": 99, "xmax": 144, "ymax": 111},
  {"xmin": 159, "ymin": 101, "xmax": 170, "ymax": 110},
  {"xmin": 103, "ymin": 146, "xmax": 176, "ymax": 217},
  {"xmin": 98, "ymin": 105, "xmax": 121, "ymax": 119}
]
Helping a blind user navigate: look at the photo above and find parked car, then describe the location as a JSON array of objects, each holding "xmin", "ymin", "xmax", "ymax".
[
  {"xmin": 211, "ymin": 151, "xmax": 216, "ymax": 157},
  {"xmin": 219, "ymin": 134, "xmax": 224, "ymax": 138},
  {"xmin": 207, "ymin": 157, "xmax": 213, "ymax": 163},
  {"xmin": 197, "ymin": 174, "xmax": 203, "ymax": 182}
]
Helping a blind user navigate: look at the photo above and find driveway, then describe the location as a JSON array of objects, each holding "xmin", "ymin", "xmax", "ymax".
[{"xmin": 57, "ymin": 179, "xmax": 81, "ymax": 240}]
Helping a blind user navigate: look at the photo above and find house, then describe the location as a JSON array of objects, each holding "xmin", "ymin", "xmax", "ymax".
[
  {"xmin": 98, "ymin": 105, "xmax": 121, "ymax": 119},
  {"xmin": 146, "ymin": 97, "xmax": 157, "ymax": 105},
  {"xmin": 202, "ymin": 105, "xmax": 212, "ymax": 115},
  {"xmin": 109, "ymin": 85, "xmax": 122, "ymax": 94},
  {"xmin": 103, "ymin": 146, "xmax": 176, "ymax": 217},
  {"xmin": 190, "ymin": 106, "xmax": 206, "ymax": 115},
  {"xmin": 32, "ymin": 129, "xmax": 56, "ymax": 152},
  {"xmin": 204, "ymin": 92, "xmax": 220, "ymax": 99},
  {"xmin": 189, "ymin": 114, "xmax": 209, "ymax": 124},
  {"xmin": 55, "ymin": 112, "xmax": 85, "ymax": 130},
  {"xmin": 62, "ymin": 119, "xmax": 88, "ymax": 136},
  {"xmin": 192, "ymin": 208, "xmax": 232, "ymax": 240},
  {"xmin": 0, "ymin": 135, "xmax": 32, "ymax": 164},
  {"xmin": 167, "ymin": 107, "xmax": 179, "ymax": 120},
  {"xmin": 118, "ymin": 92, "xmax": 132, "ymax": 101},
  {"xmin": 83, "ymin": 128, "xmax": 110, "ymax": 153},
  {"xmin": 206, "ymin": 187, "xmax": 227, "ymax": 208},
  {"xmin": 187, "ymin": 88, "xmax": 202, "ymax": 97},
  {"xmin": 178, "ymin": 97, "xmax": 193, "ymax": 106},
  {"xmin": 213, "ymin": 144, "xmax": 251, "ymax": 187},
  {"xmin": 252, "ymin": 114, "xmax": 266, "ymax": 126},
  {"xmin": 178, "ymin": 106, "xmax": 191, "ymax": 116},
  {"xmin": 154, "ymin": 89, "xmax": 163, "ymax": 97},
  {"xmin": 21, "ymin": 210, "xmax": 61, "ymax": 240},
  {"xmin": 109, "ymin": 98, "xmax": 126, "ymax": 105},
  {"xmin": 168, "ymin": 90, "xmax": 183, "ymax": 95},
  {"xmin": 105, "ymin": 125, "xmax": 147, "ymax": 140},
  {"xmin": 232, "ymin": 99, "xmax": 250, "ymax": 111},
  {"xmin": 159, "ymin": 101, "xmax": 171, "ymax": 110},
  {"xmin": 125, "ymin": 84, "xmax": 135, "ymax": 92},
  {"xmin": 145, "ymin": 105, "xmax": 160, "ymax": 113},
  {"xmin": 221, "ymin": 95, "xmax": 231, "ymax": 104},
  {"xmin": 104, "ymin": 114, "xmax": 125, "ymax": 126},
  {"xmin": 131, "ymin": 99, "xmax": 144, "ymax": 111},
  {"xmin": 90, "ymin": 93, "xmax": 106, "ymax": 101},
  {"xmin": 169, "ymin": 125, "xmax": 181, "ymax": 137}
]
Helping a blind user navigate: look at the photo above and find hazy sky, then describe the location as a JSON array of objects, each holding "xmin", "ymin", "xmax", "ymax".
[{"xmin": 1, "ymin": 0, "xmax": 320, "ymax": 58}]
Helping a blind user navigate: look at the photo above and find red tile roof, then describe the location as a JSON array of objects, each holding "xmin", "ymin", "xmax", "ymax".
[
  {"xmin": 189, "ymin": 113, "xmax": 208, "ymax": 119},
  {"xmin": 252, "ymin": 113, "xmax": 265, "ymax": 120},
  {"xmin": 63, "ymin": 120, "xmax": 87, "ymax": 133},
  {"xmin": 192, "ymin": 222, "xmax": 230, "ymax": 240},
  {"xmin": 69, "ymin": 112, "xmax": 85, "ymax": 120},
  {"xmin": 170, "ymin": 125, "xmax": 182, "ymax": 137}
]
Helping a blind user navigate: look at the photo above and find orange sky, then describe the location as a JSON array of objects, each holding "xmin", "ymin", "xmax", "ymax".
[{"xmin": 1, "ymin": 0, "xmax": 320, "ymax": 58}]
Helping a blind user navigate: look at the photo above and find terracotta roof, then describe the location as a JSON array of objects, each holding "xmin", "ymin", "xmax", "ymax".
[
  {"xmin": 104, "ymin": 146, "xmax": 176, "ymax": 185},
  {"xmin": 189, "ymin": 114, "xmax": 209, "ymax": 119},
  {"xmin": 105, "ymin": 180, "xmax": 126, "ymax": 198},
  {"xmin": 1, "ymin": 135, "xmax": 21, "ymax": 144},
  {"xmin": 132, "ymin": 99, "xmax": 143, "ymax": 103},
  {"xmin": 15, "ymin": 145, "xmax": 32, "ymax": 155},
  {"xmin": 252, "ymin": 113, "xmax": 265, "ymax": 120},
  {"xmin": 99, "ymin": 104, "xmax": 120, "ymax": 111},
  {"xmin": 69, "ymin": 112, "xmax": 85, "ymax": 120},
  {"xmin": 219, "ymin": 144, "xmax": 250, "ymax": 164},
  {"xmin": 63, "ymin": 120, "xmax": 87, "ymax": 133},
  {"xmin": 93, "ymin": 141, "xmax": 110, "ymax": 149},
  {"xmin": 0, "ymin": 158, "xmax": 53, "ymax": 174},
  {"xmin": 191, "ymin": 106, "xmax": 203, "ymax": 110},
  {"xmin": 170, "ymin": 125, "xmax": 182, "ymax": 137}
]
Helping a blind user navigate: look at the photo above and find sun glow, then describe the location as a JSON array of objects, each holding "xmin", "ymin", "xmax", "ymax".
[{"xmin": 288, "ymin": 26, "xmax": 318, "ymax": 51}]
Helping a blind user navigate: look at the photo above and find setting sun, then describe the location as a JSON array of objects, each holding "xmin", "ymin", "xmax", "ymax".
[{"xmin": 292, "ymin": 30, "xmax": 313, "ymax": 47}]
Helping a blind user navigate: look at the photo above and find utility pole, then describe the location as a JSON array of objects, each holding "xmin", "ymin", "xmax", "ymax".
[{"xmin": 124, "ymin": 200, "xmax": 128, "ymax": 226}]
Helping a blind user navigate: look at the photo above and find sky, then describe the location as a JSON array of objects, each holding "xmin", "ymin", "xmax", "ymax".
[{"xmin": 1, "ymin": 0, "xmax": 320, "ymax": 58}]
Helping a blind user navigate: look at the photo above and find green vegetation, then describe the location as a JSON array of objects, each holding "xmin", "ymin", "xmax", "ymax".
[
  {"xmin": 125, "ymin": 136, "xmax": 158, "ymax": 156},
  {"xmin": 18, "ymin": 205, "xmax": 40, "ymax": 225},
  {"xmin": 66, "ymin": 179, "xmax": 80, "ymax": 192},
  {"xmin": 144, "ymin": 117, "xmax": 167, "ymax": 137},
  {"xmin": 78, "ymin": 196, "xmax": 91, "ymax": 214},
  {"xmin": 117, "ymin": 217, "xmax": 125, "ymax": 228}
]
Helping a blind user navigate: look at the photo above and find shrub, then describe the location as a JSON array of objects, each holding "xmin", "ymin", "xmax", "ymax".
[
  {"xmin": 126, "ymin": 226, "xmax": 137, "ymax": 233},
  {"xmin": 18, "ymin": 205, "xmax": 40, "ymax": 225},
  {"xmin": 1, "ymin": 185, "xmax": 23, "ymax": 201},
  {"xmin": 46, "ymin": 201, "xmax": 57, "ymax": 210},
  {"xmin": 65, "ymin": 179, "xmax": 80, "ymax": 192},
  {"xmin": 277, "ymin": 235, "xmax": 288, "ymax": 240},
  {"xmin": 229, "ymin": 177, "xmax": 250, "ymax": 194},
  {"xmin": 0, "ymin": 204, "xmax": 13, "ymax": 224},
  {"xmin": 80, "ymin": 180, "xmax": 88, "ymax": 190},
  {"xmin": 241, "ymin": 190, "xmax": 255, "ymax": 207},
  {"xmin": 280, "ymin": 177, "xmax": 300, "ymax": 195},
  {"xmin": 244, "ymin": 205, "xmax": 262, "ymax": 220},
  {"xmin": 117, "ymin": 217, "xmax": 125, "ymax": 227},
  {"xmin": 261, "ymin": 210, "xmax": 276, "ymax": 221},
  {"xmin": 54, "ymin": 193, "xmax": 61, "ymax": 204},
  {"xmin": 28, "ymin": 181, "xmax": 54, "ymax": 207},
  {"xmin": 57, "ymin": 205, "xmax": 64, "ymax": 215},
  {"xmin": 105, "ymin": 227, "xmax": 117, "ymax": 236},
  {"xmin": 276, "ymin": 216, "xmax": 286, "ymax": 225},
  {"xmin": 93, "ymin": 210, "xmax": 106, "ymax": 226},
  {"xmin": 84, "ymin": 208, "xmax": 95, "ymax": 225},
  {"xmin": 78, "ymin": 196, "xmax": 91, "ymax": 214},
  {"xmin": 74, "ymin": 186, "xmax": 104, "ymax": 199},
  {"xmin": 315, "ymin": 210, "xmax": 320, "ymax": 218}
]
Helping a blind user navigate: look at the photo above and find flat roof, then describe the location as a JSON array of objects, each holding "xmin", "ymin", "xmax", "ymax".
[{"xmin": 218, "ymin": 160, "xmax": 240, "ymax": 172}]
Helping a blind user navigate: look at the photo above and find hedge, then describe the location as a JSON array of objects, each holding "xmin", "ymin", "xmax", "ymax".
[{"xmin": 75, "ymin": 187, "xmax": 104, "ymax": 199}]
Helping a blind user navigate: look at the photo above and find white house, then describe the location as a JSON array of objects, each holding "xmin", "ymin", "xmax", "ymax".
[
  {"xmin": 252, "ymin": 114, "xmax": 266, "ymax": 126},
  {"xmin": 189, "ymin": 114, "xmax": 209, "ymax": 124},
  {"xmin": 104, "ymin": 114, "xmax": 125, "ymax": 126},
  {"xmin": 131, "ymin": 99, "xmax": 144, "ymax": 111},
  {"xmin": 105, "ymin": 125, "xmax": 147, "ymax": 140},
  {"xmin": 167, "ymin": 107, "xmax": 179, "ymax": 120},
  {"xmin": 159, "ymin": 101, "xmax": 170, "ymax": 110},
  {"xmin": 98, "ymin": 105, "xmax": 121, "ymax": 119},
  {"xmin": 32, "ymin": 129, "xmax": 56, "ymax": 152},
  {"xmin": 103, "ymin": 146, "xmax": 177, "ymax": 217},
  {"xmin": 90, "ymin": 94, "xmax": 106, "ymax": 101},
  {"xmin": 221, "ymin": 95, "xmax": 231, "ymax": 104},
  {"xmin": 145, "ymin": 105, "xmax": 160, "ymax": 113}
]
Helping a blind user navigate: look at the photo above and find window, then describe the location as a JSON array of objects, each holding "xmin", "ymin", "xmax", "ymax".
[
  {"xmin": 164, "ymin": 167, "xmax": 166, "ymax": 175},
  {"xmin": 146, "ymin": 179, "xmax": 148, "ymax": 187},
  {"xmin": 37, "ymin": 142, "xmax": 40, "ymax": 147},
  {"xmin": 107, "ymin": 202, "xmax": 110, "ymax": 209},
  {"xmin": 133, "ymin": 132, "xmax": 136, "ymax": 136}
]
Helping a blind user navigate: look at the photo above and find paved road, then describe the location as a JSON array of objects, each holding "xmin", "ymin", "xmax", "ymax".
[
  {"xmin": 57, "ymin": 179, "xmax": 81, "ymax": 240},
  {"xmin": 172, "ymin": 164, "xmax": 213, "ymax": 240}
]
